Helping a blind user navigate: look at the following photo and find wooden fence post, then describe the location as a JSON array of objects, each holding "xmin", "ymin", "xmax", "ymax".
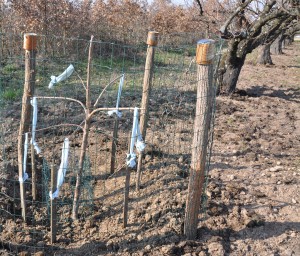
[
  {"xmin": 17, "ymin": 33, "xmax": 37, "ymax": 222},
  {"xmin": 136, "ymin": 31, "xmax": 159, "ymax": 191},
  {"xmin": 184, "ymin": 39, "xmax": 216, "ymax": 239},
  {"xmin": 50, "ymin": 164, "xmax": 57, "ymax": 244}
]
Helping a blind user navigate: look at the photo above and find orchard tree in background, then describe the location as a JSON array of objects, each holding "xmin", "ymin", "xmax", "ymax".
[
  {"xmin": 258, "ymin": 21, "xmax": 300, "ymax": 65},
  {"xmin": 195, "ymin": 0, "xmax": 300, "ymax": 94},
  {"xmin": 216, "ymin": 0, "xmax": 299, "ymax": 94}
]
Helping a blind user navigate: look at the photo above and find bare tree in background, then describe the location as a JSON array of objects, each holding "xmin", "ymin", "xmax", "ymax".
[
  {"xmin": 214, "ymin": 0, "xmax": 298, "ymax": 94},
  {"xmin": 216, "ymin": 0, "xmax": 299, "ymax": 94}
]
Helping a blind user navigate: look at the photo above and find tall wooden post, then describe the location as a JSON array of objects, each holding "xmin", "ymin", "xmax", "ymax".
[
  {"xmin": 50, "ymin": 164, "xmax": 57, "ymax": 244},
  {"xmin": 184, "ymin": 39, "xmax": 216, "ymax": 239},
  {"xmin": 18, "ymin": 33, "xmax": 37, "ymax": 222},
  {"xmin": 136, "ymin": 31, "xmax": 159, "ymax": 191},
  {"xmin": 110, "ymin": 117, "xmax": 119, "ymax": 174}
]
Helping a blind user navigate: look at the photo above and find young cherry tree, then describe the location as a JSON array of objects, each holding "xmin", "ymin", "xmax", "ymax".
[{"xmin": 37, "ymin": 36, "xmax": 133, "ymax": 220}]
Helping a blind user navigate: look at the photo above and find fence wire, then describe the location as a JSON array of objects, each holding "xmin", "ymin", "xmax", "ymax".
[{"xmin": 0, "ymin": 33, "xmax": 223, "ymax": 255}]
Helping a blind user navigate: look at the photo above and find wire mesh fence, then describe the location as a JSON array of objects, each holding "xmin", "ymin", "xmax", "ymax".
[{"xmin": 0, "ymin": 32, "xmax": 223, "ymax": 255}]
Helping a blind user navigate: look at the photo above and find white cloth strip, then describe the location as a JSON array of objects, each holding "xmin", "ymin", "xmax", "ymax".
[
  {"xmin": 19, "ymin": 133, "xmax": 29, "ymax": 183},
  {"xmin": 108, "ymin": 74, "xmax": 124, "ymax": 118},
  {"xmin": 49, "ymin": 138, "xmax": 70, "ymax": 200},
  {"xmin": 126, "ymin": 107, "xmax": 146, "ymax": 168},
  {"xmin": 49, "ymin": 64, "xmax": 74, "ymax": 89},
  {"xmin": 30, "ymin": 97, "xmax": 41, "ymax": 154}
]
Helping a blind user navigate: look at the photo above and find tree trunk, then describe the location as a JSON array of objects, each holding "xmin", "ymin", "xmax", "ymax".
[
  {"xmin": 284, "ymin": 36, "xmax": 292, "ymax": 46},
  {"xmin": 258, "ymin": 44, "xmax": 273, "ymax": 65},
  {"xmin": 220, "ymin": 56, "xmax": 246, "ymax": 95},
  {"xmin": 271, "ymin": 33, "xmax": 284, "ymax": 55},
  {"xmin": 72, "ymin": 119, "xmax": 90, "ymax": 220}
]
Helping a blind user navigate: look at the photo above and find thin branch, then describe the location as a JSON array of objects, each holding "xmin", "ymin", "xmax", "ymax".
[
  {"xmin": 34, "ymin": 123, "xmax": 84, "ymax": 133},
  {"xmin": 35, "ymin": 96, "xmax": 86, "ymax": 112},
  {"xmin": 86, "ymin": 35, "xmax": 94, "ymax": 110},
  {"xmin": 107, "ymin": 163, "xmax": 127, "ymax": 179},
  {"xmin": 93, "ymin": 74, "xmax": 124, "ymax": 107},
  {"xmin": 0, "ymin": 208, "xmax": 14, "ymax": 216},
  {"xmin": 194, "ymin": 0, "xmax": 203, "ymax": 15},
  {"xmin": 0, "ymin": 192, "xmax": 14, "ymax": 200},
  {"xmin": 219, "ymin": 0, "xmax": 253, "ymax": 35},
  {"xmin": 74, "ymin": 70, "xmax": 86, "ymax": 90}
]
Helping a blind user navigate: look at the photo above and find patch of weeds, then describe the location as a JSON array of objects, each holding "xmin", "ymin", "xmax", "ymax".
[
  {"xmin": 0, "ymin": 87, "xmax": 22, "ymax": 101},
  {"xmin": 2, "ymin": 63, "xmax": 19, "ymax": 75}
]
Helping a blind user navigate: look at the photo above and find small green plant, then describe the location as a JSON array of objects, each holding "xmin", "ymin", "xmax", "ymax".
[
  {"xmin": 2, "ymin": 63, "xmax": 19, "ymax": 75},
  {"xmin": 1, "ymin": 88, "xmax": 22, "ymax": 101}
]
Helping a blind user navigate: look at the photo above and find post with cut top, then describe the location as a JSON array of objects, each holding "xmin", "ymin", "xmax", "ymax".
[
  {"xmin": 17, "ymin": 33, "xmax": 37, "ymax": 222},
  {"xmin": 136, "ymin": 31, "xmax": 159, "ymax": 191},
  {"xmin": 184, "ymin": 39, "xmax": 216, "ymax": 239}
]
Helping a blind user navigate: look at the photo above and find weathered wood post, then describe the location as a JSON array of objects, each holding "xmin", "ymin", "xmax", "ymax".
[
  {"xmin": 184, "ymin": 39, "xmax": 216, "ymax": 239},
  {"xmin": 136, "ymin": 31, "xmax": 159, "ymax": 191},
  {"xmin": 18, "ymin": 33, "xmax": 37, "ymax": 221},
  {"xmin": 31, "ymin": 143, "xmax": 37, "ymax": 200},
  {"xmin": 110, "ymin": 117, "xmax": 119, "ymax": 174},
  {"xmin": 123, "ymin": 163, "xmax": 131, "ymax": 228},
  {"xmin": 50, "ymin": 164, "xmax": 57, "ymax": 244}
]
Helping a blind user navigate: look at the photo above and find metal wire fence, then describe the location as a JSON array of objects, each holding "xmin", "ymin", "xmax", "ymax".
[{"xmin": 0, "ymin": 32, "xmax": 223, "ymax": 255}]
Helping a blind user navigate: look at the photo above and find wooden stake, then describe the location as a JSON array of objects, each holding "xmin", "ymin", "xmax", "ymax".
[
  {"xmin": 123, "ymin": 131, "xmax": 135, "ymax": 228},
  {"xmin": 50, "ymin": 164, "xmax": 57, "ymax": 244},
  {"xmin": 136, "ymin": 31, "xmax": 159, "ymax": 191},
  {"xmin": 110, "ymin": 117, "xmax": 119, "ymax": 174},
  {"xmin": 123, "ymin": 164, "xmax": 131, "ymax": 228},
  {"xmin": 72, "ymin": 35, "xmax": 94, "ymax": 220},
  {"xmin": 31, "ymin": 144, "xmax": 36, "ymax": 200},
  {"xmin": 184, "ymin": 40, "xmax": 215, "ymax": 240},
  {"xmin": 18, "ymin": 33, "xmax": 37, "ymax": 222}
]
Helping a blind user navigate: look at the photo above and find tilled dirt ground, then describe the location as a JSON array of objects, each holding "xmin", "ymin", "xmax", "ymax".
[{"xmin": 0, "ymin": 43, "xmax": 299, "ymax": 256}]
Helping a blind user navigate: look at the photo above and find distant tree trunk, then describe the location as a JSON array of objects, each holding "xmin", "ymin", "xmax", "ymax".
[
  {"xmin": 258, "ymin": 43, "xmax": 273, "ymax": 65},
  {"xmin": 219, "ymin": 39, "xmax": 247, "ymax": 94},
  {"xmin": 271, "ymin": 32, "xmax": 284, "ymax": 55},
  {"xmin": 284, "ymin": 36, "xmax": 293, "ymax": 46}
]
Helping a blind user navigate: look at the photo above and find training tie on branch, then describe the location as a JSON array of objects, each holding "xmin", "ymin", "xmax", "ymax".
[
  {"xmin": 108, "ymin": 74, "xmax": 125, "ymax": 118},
  {"xmin": 49, "ymin": 138, "xmax": 70, "ymax": 200},
  {"xmin": 48, "ymin": 64, "xmax": 74, "ymax": 89},
  {"xmin": 126, "ymin": 107, "xmax": 146, "ymax": 168},
  {"xmin": 19, "ymin": 133, "xmax": 29, "ymax": 183},
  {"xmin": 30, "ymin": 97, "xmax": 41, "ymax": 154}
]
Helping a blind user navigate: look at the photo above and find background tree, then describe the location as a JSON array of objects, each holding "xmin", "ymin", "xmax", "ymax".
[{"xmin": 217, "ymin": 0, "xmax": 298, "ymax": 94}]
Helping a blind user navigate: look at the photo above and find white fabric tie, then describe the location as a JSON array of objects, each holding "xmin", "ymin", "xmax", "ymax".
[
  {"xmin": 30, "ymin": 97, "xmax": 41, "ymax": 154},
  {"xmin": 19, "ymin": 133, "xmax": 29, "ymax": 183},
  {"xmin": 126, "ymin": 107, "xmax": 146, "ymax": 168},
  {"xmin": 108, "ymin": 74, "xmax": 124, "ymax": 118},
  {"xmin": 49, "ymin": 138, "xmax": 70, "ymax": 200},
  {"xmin": 49, "ymin": 64, "xmax": 74, "ymax": 89}
]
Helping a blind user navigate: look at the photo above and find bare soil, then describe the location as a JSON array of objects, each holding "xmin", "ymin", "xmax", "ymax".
[{"xmin": 0, "ymin": 43, "xmax": 299, "ymax": 256}]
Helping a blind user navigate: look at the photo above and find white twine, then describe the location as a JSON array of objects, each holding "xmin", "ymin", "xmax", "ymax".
[
  {"xmin": 126, "ymin": 107, "xmax": 146, "ymax": 168},
  {"xmin": 30, "ymin": 97, "xmax": 41, "ymax": 154},
  {"xmin": 48, "ymin": 64, "xmax": 74, "ymax": 89},
  {"xmin": 49, "ymin": 138, "xmax": 70, "ymax": 200},
  {"xmin": 108, "ymin": 74, "xmax": 124, "ymax": 118},
  {"xmin": 19, "ymin": 133, "xmax": 29, "ymax": 183}
]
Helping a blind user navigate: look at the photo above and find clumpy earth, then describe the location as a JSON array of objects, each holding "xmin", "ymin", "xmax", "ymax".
[{"xmin": 0, "ymin": 43, "xmax": 299, "ymax": 256}]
